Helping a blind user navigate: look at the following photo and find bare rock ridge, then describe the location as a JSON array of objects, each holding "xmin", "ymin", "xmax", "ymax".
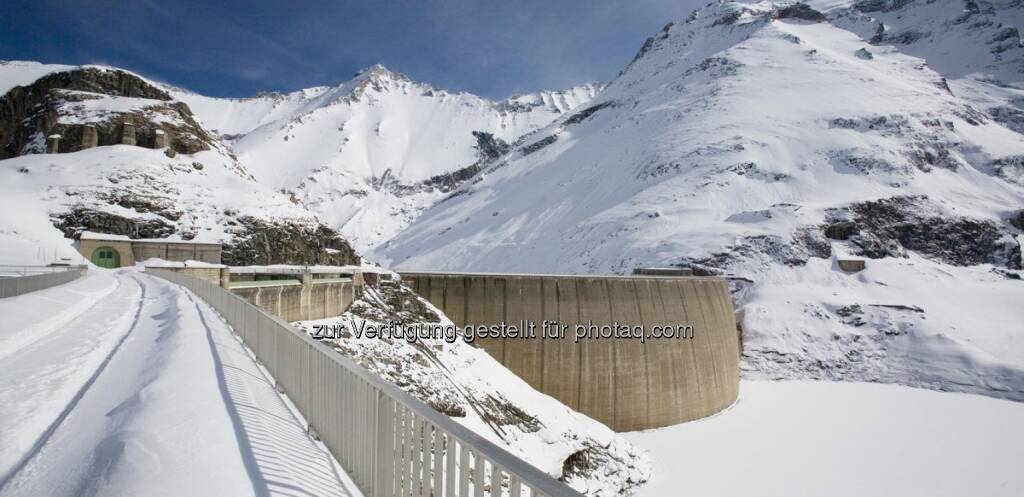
[
  {"xmin": 0, "ymin": 68, "xmax": 214, "ymax": 158},
  {"xmin": 221, "ymin": 216, "xmax": 360, "ymax": 267}
]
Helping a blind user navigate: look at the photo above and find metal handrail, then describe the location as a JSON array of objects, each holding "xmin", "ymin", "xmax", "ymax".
[{"xmin": 147, "ymin": 268, "xmax": 584, "ymax": 497}]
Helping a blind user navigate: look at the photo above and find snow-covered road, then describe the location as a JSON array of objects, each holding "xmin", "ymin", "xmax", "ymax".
[{"xmin": 0, "ymin": 269, "xmax": 360, "ymax": 497}]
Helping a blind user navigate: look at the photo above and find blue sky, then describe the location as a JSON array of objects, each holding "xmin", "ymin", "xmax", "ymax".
[{"xmin": 0, "ymin": 0, "xmax": 700, "ymax": 99}]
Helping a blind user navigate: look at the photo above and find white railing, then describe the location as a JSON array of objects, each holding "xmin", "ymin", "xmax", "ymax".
[
  {"xmin": 147, "ymin": 268, "xmax": 583, "ymax": 497},
  {"xmin": 0, "ymin": 264, "xmax": 85, "ymax": 276},
  {"xmin": 0, "ymin": 266, "xmax": 87, "ymax": 298}
]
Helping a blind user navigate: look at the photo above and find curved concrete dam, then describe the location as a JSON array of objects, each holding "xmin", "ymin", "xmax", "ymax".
[{"xmin": 399, "ymin": 272, "xmax": 740, "ymax": 431}]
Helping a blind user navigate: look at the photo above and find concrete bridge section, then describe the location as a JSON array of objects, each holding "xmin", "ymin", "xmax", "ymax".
[
  {"xmin": 150, "ymin": 264, "xmax": 361, "ymax": 323},
  {"xmin": 399, "ymin": 271, "xmax": 740, "ymax": 432},
  {"xmin": 228, "ymin": 268, "xmax": 359, "ymax": 323}
]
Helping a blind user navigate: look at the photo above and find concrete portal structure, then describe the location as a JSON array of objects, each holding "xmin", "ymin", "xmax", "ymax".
[
  {"xmin": 81, "ymin": 125, "xmax": 98, "ymax": 149},
  {"xmin": 399, "ymin": 271, "xmax": 740, "ymax": 431},
  {"xmin": 77, "ymin": 232, "xmax": 222, "ymax": 268},
  {"xmin": 47, "ymin": 134, "xmax": 61, "ymax": 153},
  {"xmin": 154, "ymin": 129, "xmax": 168, "ymax": 148},
  {"xmin": 121, "ymin": 122, "xmax": 136, "ymax": 146}
]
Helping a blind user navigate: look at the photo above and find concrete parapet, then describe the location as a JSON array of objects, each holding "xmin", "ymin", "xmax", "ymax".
[
  {"xmin": 146, "ymin": 264, "xmax": 226, "ymax": 287},
  {"xmin": 230, "ymin": 269, "xmax": 355, "ymax": 322},
  {"xmin": 399, "ymin": 271, "xmax": 740, "ymax": 431},
  {"xmin": 632, "ymin": 267, "xmax": 694, "ymax": 276}
]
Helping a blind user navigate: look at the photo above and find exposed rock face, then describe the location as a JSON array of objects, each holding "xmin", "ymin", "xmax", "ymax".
[
  {"xmin": 1010, "ymin": 210, "xmax": 1024, "ymax": 230},
  {"xmin": 470, "ymin": 131, "xmax": 510, "ymax": 160},
  {"xmin": 775, "ymin": 3, "xmax": 827, "ymax": 22},
  {"xmin": 52, "ymin": 207, "xmax": 176, "ymax": 240},
  {"xmin": 680, "ymin": 226, "xmax": 833, "ymax": 275},
  {"xmin": 826, "ymin": 196, "xmax": 1020, "ymax": 268},
  {"xmin": 992, "ymin": 155, "xmax": 1024, "ymax": 185},
  {"xmin": 0, "ymin": 68, "xmax": 213, "ymax": 158},
  {"xmin": 221, "ymin": 216, "xmax": 360, "ymax": 266}
]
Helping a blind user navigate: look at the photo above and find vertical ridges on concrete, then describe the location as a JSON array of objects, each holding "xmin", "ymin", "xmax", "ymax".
[
  {"xmin": 82, "ymin": 125, "xmax": 98, "ymax": 149},
  {"xmin": 47, "ymin": 134, "xmax": 61, "ymax": 153},
  {"xmin": 576, "ymin": 277, "xmax": 616, "ymax": 428},
  {"xmin": 397, "ymin": 271, "xmax": 739, "ymax": 431},
  {"xmin": 154, "ymin": 129, "xmax": 168, "ymax": 148},
  {"xmin": 607, "ymin": 278, "xmax": 650, "ymax": 431},
  {"xmin": 121, "ymin": 122, "xmax": 136, "ymax": 146}
]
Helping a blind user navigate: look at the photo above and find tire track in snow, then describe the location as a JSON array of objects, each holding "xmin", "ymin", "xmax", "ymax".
[
  {"xmin": 0, "ymin": 274, "xmax": 121, "ymax": 363},
  {"xmin": 0, "ymin": 274, "xmax": 147, "ymax": 492}
]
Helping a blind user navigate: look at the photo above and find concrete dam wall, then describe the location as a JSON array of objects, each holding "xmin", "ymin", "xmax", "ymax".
[
  {"xmin": 231, "ymin": 279, "xmax": 356, "ymax": 322},
  {"xmin": 399, "ymin": 272, "xmax": 740, "ymax": 431}
]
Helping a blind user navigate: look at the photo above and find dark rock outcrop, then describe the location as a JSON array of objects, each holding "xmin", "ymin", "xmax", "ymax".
[
  {"xmin": 0, "ymin": 68, "xmax": 213, "ymax": 158},
  {"xmin": 471, "ymin": 131, "xmax": 510, "ymax": 160},
  {"xmin": 992, "ymin": 155, "xmax": 1024, "ymax": 185},
  {"xmin": 222, "ymin": 216, "xmax": 360, "ymax": 267},
  {"xmin": 52, "ymin": 207, "xmax": 176, "ymax": 240},
  {"xmin": 1009, "ymin": 210, "xmax": 1024, "ymax": 230},
  {"xmin": 563, "ymin": 102, "xmax": 613, "ymax": 126},
  {"xmin": 829, "ymin": 196, "xmax": 1021, "ymax": 268},
  {"xmin": 775, "ymin": 4, "xmax": 827, "ymax": 22},
  {"xmin": 521, "ymin": 134, "xmax": 558, "ymax": 156},
  {"xmin": 989, "ymin": 106, "xmax": 1024, "ymax": 135}
]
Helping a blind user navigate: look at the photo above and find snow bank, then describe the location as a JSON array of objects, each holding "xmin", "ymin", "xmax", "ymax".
[
  {"xmin": 626, "ymin": 380, "xmax": 1024, "ymax": 497},
  {"xmin": 294, "ymin": 280, "xmax": 651, "ymax": 497}
]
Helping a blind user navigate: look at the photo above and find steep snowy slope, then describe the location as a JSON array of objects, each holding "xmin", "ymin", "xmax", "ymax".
[
  {"xmin": 2, "ymin": 61, "xmax": 600, "ymax": 252},
  {"xmin": 296, "ymin": 280, "xmax": 650, "ymax": 497},
  {"xmin": 0, "ymin": 60, "xmax": 77, "ymax": 95},
  {"xmin": 378, "ymin": 1, "xmax": 1024, "ymax": 400},
  {"xmin": 0, "ymin": 65, "xmax": 357, "ymax": 266},
  {"xmin": 175, "ymin": 65, "xmax": 601, "ymax": 251}
]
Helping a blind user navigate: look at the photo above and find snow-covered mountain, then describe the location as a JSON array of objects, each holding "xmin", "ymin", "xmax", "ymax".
[
  {"xmin": 174, "ymin": 65, "xmax": 602, "ymax": 251},
  {"xmin": 0, "ymin": 60, "xmax": 600, "ymax": 262},
  {"xmin": 377, "ymin": 0, "xmax": 1024, "ymax": 400},
  {"xmin": 0, "ymin": 62, "xmax": 358, "ymax": 266}
]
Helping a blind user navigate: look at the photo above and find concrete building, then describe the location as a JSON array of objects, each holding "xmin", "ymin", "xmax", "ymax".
[
  {"xmin": 399, "ymin": 271, "xmax": 740, "ymax": 431},
  {"xmin": 77, "ymin": 232, "xmax": 221, "ymax": 268}
]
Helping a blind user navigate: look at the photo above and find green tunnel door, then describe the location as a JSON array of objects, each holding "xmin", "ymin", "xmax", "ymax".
[{"xmin": 91, "ymin": 246, "xmax": 121, "ymax": 268}]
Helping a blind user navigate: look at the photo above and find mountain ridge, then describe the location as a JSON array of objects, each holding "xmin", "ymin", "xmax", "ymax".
[{"xmin": 377, "ymin": 0, "xmax": 1024, "ymax": 401}]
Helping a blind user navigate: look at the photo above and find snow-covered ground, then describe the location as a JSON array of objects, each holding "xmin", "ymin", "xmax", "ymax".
[
  {"xmin": 294, "ymin": 280, "xmax": 651, "ymax": 497},
  {"xmin": 0, "ymin": 269, "xmax": 358, "ymax": 497},
  {"xmin": 376, "ymin": 0, "xmax": 1024, "ymax": 404},
  {"xmin": 626, "ymin": 380, "xmax": 1024, "ymax": 497}
]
